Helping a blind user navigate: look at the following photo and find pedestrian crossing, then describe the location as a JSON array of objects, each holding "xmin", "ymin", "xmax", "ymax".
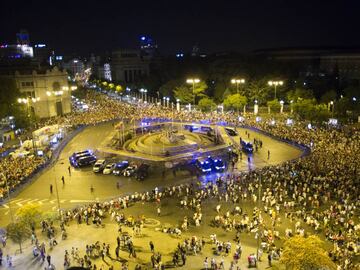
[{"xmin": 0, "ymin": 198, "xmax": 68, "ymax": 210}]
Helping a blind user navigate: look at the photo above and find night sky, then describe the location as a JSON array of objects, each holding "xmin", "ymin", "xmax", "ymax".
[{"xmin": 0, "ymin": 0, "xmax": 359, "ymax": 55}]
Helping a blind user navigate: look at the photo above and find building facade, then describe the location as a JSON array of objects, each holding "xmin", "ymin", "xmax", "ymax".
[
  {"xmin": 13, "ymin": 66, "xmax": 71, "ymax": 118},
  {"xmin": 111, "ymin": 49, "xmax": 149, "ymax": 83}
]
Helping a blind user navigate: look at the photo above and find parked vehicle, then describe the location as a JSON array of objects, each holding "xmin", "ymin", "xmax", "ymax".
[
  {"xmin": 113, "ymin": 161, "xmax": 129, "ymax": 176},
  {"xmin": 135, "ymin": 164, "xmax": 150, "ymax": 180},
  {"xmin": 103, "ymin": 163, "xmax": 116, "ymax": 174},
  {"xmin": 93, "ymin": 159, "xmax": 106, "ymax": 173}
]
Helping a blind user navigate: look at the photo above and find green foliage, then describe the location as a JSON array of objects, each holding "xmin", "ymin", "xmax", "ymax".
[
  {"xmin": 6, "ymin": 222, "xmax": 31, "ymax": 253},
  {"xmin": 15, "ymin": 205, "xmax": 42, "ymax": 229},
  {"xmin": 267, "ymin": 99, "xmax": 281, "ymax": 111},
  {"xmin": 247, "ymin": 79, "xmax": 270, "ymax": 104},
  {"xmin": 159, "ymin": 79, "xmax": 182, "ymax": 98},
  {"xmin": 280, "ymin": 235, "xmax": 336, "ymax": 270},
  {"xmin": 320, "ymin": 90, "xmax": 337, "ymax": 104},
  {"xmin": 198, "ymin": 97, "xmax": 216, "ymax": 111},
  {"xmin": 223, "ymin": 94, "xmax": 247, "ymax": 110},
  {"xmin": 287, "ymin": 88, "xmax": 314, "ymax": 102},
  {"xmin": 0, "ymin": 77, "xmax": 30, "ymax": 128},
  {"xmin": 192, "ymin": 81, "xmax": 208, "ymax": 98},
  {"xmin": 293, "ymin": 99, "xmax": 330, "ymax": 123},
  {"xmin": 173, "ymin": 85, "xmax": 194, "ymax": 103}
]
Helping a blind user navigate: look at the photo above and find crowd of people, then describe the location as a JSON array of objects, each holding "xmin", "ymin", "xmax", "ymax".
[
  {"xmin": 0, "ymin": 88, "xmax": 359, "ymax": 269},
  {"xmin": 0, "ymin": 155, "xmax": 46, "ymax": 200}
]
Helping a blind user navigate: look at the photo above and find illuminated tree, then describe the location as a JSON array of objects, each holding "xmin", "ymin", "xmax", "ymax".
[
  {"xmin": 6, "ymin": 222, "xmax": 31, "ymax": 253},
  {"xmin": 223, "ymin": 94, "xmax": 247, "ymax": 110},
  {"xmin": 280, "ymin": 235, "xmax": 336, "ymax": 270},
  {"xmin": 15, "ymin": 205, "xmax": 42, "ymax": 230},
  {"xmin": 198, "ymin": 97, "xmax": 216, "ymax": 111}
]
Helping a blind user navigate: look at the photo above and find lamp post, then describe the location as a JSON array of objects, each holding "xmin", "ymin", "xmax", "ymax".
[
  {"xmin": 140, "ymin": 88, "xmax": 145, "ymax": 102},
  {"xmin": 254, "ymin": 100, "xmax": 259, "ymax": 115},
  {"xmin": 330, "ymin": 101, "xmax": 334, "ymax": 117},
  {"xmin": 290, "ymin": 100, "xmax": 294, "ymax": 114},
  {"xmin": 186, "ymin": 78, "xmax": 200, "ymax": 108},
  {"xmin": 231, "ymin": 78, "xmax": 245, "ymax": 93},
  {"xmin": 18, "ymin": 97, "xmax": 40, "ymax": 154},
  {"xmin": 268, "ymin": 80, "xmax": 283, "ymax": 100},
  {"xmin": 144, "ymin": 89, "xmax": 148, "ymax": 103},
  {"xmin": 163, "ymin": 97, "xmax": 166, "ymax": 107},
  {"xmin": 166, "ymin": 97, "xmax": 170, "ymax": 108},
  {"xmin": 217, "ymin": 105, "xmax": 224, "ymax": 114},
  {"xmin": 176, "ymin": 99, "xmax": 180, "ymax": 112},
  {"xmin": 280, "ymin": 100, "xmax": 284, "ymax": 114},
  {"xmin": 231, "ymin": 78, "xmax": 245, "ymax": 116}
]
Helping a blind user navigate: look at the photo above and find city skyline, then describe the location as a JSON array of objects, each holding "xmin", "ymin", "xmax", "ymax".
[{"xmin": 1, "ymin": 0, "xmax": 359, "ymax": 55}]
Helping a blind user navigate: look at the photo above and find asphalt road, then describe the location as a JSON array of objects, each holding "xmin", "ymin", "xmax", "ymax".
[{"xmin": 0, "ymin": 122, "xmax": 303, "ymax": 226}]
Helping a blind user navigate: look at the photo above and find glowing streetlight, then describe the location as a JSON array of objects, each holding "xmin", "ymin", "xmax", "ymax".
[
  {"xmin": 217, "ymin": 105, "xmax": 224, "ymax": 114},
  {"xmin": 280, "ymin": 100, "xmax": 284, "ymax": 113},
  {"xmin": 268, "ymin": 80, "xmax": 284, "ymax": 99},
  {"xmin": 176, "ymin": 99, "xmax": 180, "ymax": 112},
  {"xmin": 231, "ymin": 78, "xmax": 245, "ymax": 93},
  {"xmin": 186, "ymin": 78, "xmax": 200, "ymax": 106}
]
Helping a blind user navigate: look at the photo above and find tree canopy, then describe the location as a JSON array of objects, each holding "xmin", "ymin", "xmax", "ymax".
[
  {"xmin": 223, "ymin": 94, "xmax": 247, "ymax": 110},
  {"xmin": 198, "ymin": 97, "xmax": 216, "ymax": 111},
  {"xmin": 280, "ymin": 235, "xmax": 337, "ymax": 270}
]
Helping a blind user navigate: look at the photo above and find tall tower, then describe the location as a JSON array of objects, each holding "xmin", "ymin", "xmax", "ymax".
[
  {"xmin": 139, "ymin": 35, "xmax": 157, "ymax": 57},
  {"xmin": 16, "ymin": 29, "xmax": 30, "ymax": 45}
]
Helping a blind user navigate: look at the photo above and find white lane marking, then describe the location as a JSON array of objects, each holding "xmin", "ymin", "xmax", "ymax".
[
  {"xmin": 38, "ymin": 199, "xmax": 49, "ymax": 205},
  {"xmin": 1, "ymin": 204, "xmax": 9, "ymax": 209},
  {"xmin": 69, "ymin": 199, "xmax": 94, "ymax": 203},
  {"xmin": 49, "ymin": 200, "xmax": 57, "ymax": 204},
  {"xmin": 27, "ymin": 199, "xmax": 39, "ymax": 204},
  {"xmin": 16, "ymin": 199, "xmax": 32, "ymax": 207}
]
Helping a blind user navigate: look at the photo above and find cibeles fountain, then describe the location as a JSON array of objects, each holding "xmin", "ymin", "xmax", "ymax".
[{"xmin": 99, "ymin": 121, "xmax": 234, "ymax": 166}]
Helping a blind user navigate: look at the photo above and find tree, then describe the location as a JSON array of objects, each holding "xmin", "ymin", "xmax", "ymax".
[
  {"xmin": 15, "ymin": 205, "xmax": 42, "ymax": 230},
  {"xmin": 115, "ymin": 85, "xmax": 123, "ymax": 93},
  {"xmin": 267, "ymin": 99, "xmax": 281, "ymax": 113},
  {"xmin": 287, "ymin": 88, "xmax": 314, "ymax": 102},
  {"xmin": 0, "ymin": 77, "xmax": 30, "ymax": 128},
  {"xmin": 6, "ymin": 222, "xmax": 31, "ymax": 253},
  {"xmin": 173, "ymin": 85, "xmax": 194, "ymax": 104},
  {"xmin": 280, "ymin": 235, "xmax": 336, "ymax": 270},
  {"xmin": 159, "ymin": 79, "xmax": 183, "ymax": 98},
  {"xmin": 223, "ymin": 94, "xmax": 247, "ymax": 111},
  {"xmin": 293, "ymin": 99, "xmax": 330, "ymax": 122},
  {"xmin": 247, "ymin": 79, "xmax": 270, "ymax": 104},
  {"xmin": 192, "ymin": 81, "xmax": 208, "ymax": 102},
  {"xmin": 320, "ymin": 90, "xmax": 337, "ymax": 104},
  {"xmin": 198, "ymin": 97, "xmax": 216, "ymax": 112}
]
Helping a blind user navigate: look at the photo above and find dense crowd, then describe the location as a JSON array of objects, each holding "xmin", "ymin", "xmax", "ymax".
[
  {"xmin": 0, "ymin": 89, "xmax": 359, "ymax": 269},
  {"xmin": 0, "ymin": 156, "xmax": 46, "ymax": 200}
]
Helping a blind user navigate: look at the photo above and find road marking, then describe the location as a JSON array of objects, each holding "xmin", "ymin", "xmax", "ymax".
[
  {"xmin": 1, "ymin": 204, "xmax": 9, "ymax": 209},
  {"xmin": 38, "ymin": 199, "xmax": 49, "ymax": 205},
  {"xmin": 27, "ymin": 199, "xmax": 39, "ymax": 204},
  {"xmin": 49, "ymin": 200, "xmax": 57, "ymax": 204},
  {"xmin": 60, "ymin": 200, "xmax": 66, "ymax": 203},
  {"xmin": 16, "ymin": 199, "xmax": 32, "ymax": 207},
  {"xmin": 69, "ymin": 199, "xmax": 94, "ymax": 203},
  {"xmin": 10, "ymin": 198, "xmax": 24, "ymax": 203},
  {"xmin": 51, "ymin": 206, "xmax": 57, "ymax": 210}
]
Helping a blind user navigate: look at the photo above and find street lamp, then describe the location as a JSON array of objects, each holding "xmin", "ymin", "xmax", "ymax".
[
  {"xmin": 166, "ymin": 97, "xmax": 170, "ymax": 108},
  {"xmin": 176, "ymin": 99, "xmax": 180, "ymax": 112},
  {"xmin": 163, "ymin": 96, "xmax": 166, "ymax": 107},
  {"xmin": 254, "ymin": 100, "xmax": 259, "ymax": 115},
  {"xmin": 217, "ymin": 105, "xmax": 224, "ymax": 114},
  {"xmin": 144, "ymin": 89, "xmax": 148, "ymax": 102},
  {"xmin": 330, "ymin": 100, "xmax": 334, "ymax": 117},
  {"xmin": 18, "ymin": 96, "xmax": 41, "ymax": 154},
  {"xmin": 186, "ymin": 78, "xmax": 200, "ymax": 107},
  {"xmin": 139, "ymin": 88, "xmax": 145, "ymax": 102},
  {"xmin": 280, "ymin": 100, "xmax": 284, "ymax": 113},
  {"xmin": 290, "ymin": 100, "xmax": 294, "ymax": 114},
  {"xmin": 268, "ymin": 80, "xmax": 283, "ymax": 99},
  {"xmin": 231, "ymin": 78, "xmax": 245, "ymax": 93}
]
